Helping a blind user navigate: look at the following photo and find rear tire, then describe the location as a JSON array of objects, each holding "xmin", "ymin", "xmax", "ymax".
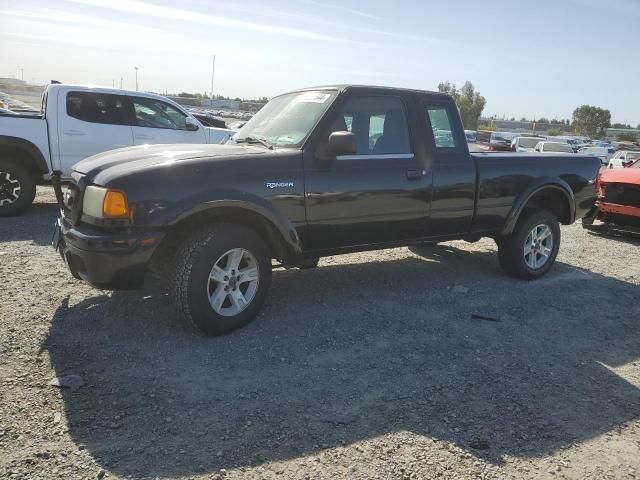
[
  {"xmin": 497, "ymin": 208, "xmax": 560, "ymax": 280},
  {"xmin": 170, "ymin": 224, "xmax": 272, "ymax": 336},
  {"xmin": 0, "ymin": 160, "xmax": 36, "ymax": 217}
]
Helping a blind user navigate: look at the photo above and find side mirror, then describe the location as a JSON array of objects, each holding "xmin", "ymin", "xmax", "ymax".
[
  {"xmin": 328, "ymin": 131, "xmax": 357, "ymax": 156},
  {"xmin": 316, "ymin": 131, "xmax": 357, "ymax": 164},
  {"xmin": 185, "ymin": 117, "xmax": 200, "ymax": 131}
]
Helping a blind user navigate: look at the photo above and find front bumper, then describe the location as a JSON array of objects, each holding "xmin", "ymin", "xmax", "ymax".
[{"xmin": 53, "ymin": 217, "xmax": 164, "ymax": 290}]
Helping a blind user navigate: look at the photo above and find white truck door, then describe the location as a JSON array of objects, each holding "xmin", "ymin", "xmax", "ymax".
[
  {"xmin": 58, "ymin": 91, "xmax": 134, "ymax": 174},
  {"xmin": 129, "ymin": 96, "xmax": 207, "ymax": 145}
]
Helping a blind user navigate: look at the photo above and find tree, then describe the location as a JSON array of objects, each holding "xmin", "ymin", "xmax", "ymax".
[
  {"xmin": 537, "ymin": 117, "xmax": 549, "ymax": 124},
  {"xmin": 437, "ymin": 80, "xmax": 486, "ymax": 129},
  {"xmin": 572, "ymin": 105, "xmax": 611, "ymax": 138},
  {"xmin": 611, "ymin": 122, "xmax": 630, "ymax": 129},
  {"xmin": 547, "ymin": 128, "xmax": 561, "ymax": 136},
  {"xmin": 520, "ymin": 117, "xmax": 528, "ymax": 122}
]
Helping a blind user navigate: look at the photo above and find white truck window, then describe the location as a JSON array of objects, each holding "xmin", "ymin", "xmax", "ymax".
[{"xmin": 66, "ymin": 92, "xmax": 128, "ymax": 125}]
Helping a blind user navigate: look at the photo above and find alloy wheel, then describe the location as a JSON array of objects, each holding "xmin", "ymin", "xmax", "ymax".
[
  {"xmin": 523, "ymin": 223, "xmax": 553, "ymax": 269},
  {"xmin": 206, "ymin": 248, "xmax": 260, "ymax": 316},
  {"xmin": 0, "ymin": 171, "xmax": 21, "ymax": 206}
]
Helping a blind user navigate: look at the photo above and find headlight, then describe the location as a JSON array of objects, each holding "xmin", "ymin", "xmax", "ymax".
[{"xmin": 83, "ymin": 186, "xmax": 129, "ymax": 219}]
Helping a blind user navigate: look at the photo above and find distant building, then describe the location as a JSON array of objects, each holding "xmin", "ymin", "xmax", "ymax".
[
  {"xmin": 606, "ymin": 128, "xmax": 639, "ymax": 141},
  {"xmin": 0, "ymin": 78, "xmax": 27, "ymax": 88},
  {"xmin": 202, "ymin": 99, "xmax": 241, "ymax": 110}
]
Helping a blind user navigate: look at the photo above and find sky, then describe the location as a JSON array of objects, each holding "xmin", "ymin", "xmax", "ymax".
[{"xmin": 1, "ymin": 0, "xmax": 639, "ymax": 124}]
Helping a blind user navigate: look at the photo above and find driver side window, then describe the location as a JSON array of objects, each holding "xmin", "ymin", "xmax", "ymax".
[{"xmin": 328, "ymin": 96, "xmax": 411, "ymax": 156}]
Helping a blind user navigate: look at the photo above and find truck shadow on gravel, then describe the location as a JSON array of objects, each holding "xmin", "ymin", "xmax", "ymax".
[{"xmin": 44, "ymin": 245, "xmax": 640, "ymax": 477}]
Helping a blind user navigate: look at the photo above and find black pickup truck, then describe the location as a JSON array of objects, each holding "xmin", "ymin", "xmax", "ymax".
[{"xmin": 52, "ymin": 85, "xmax": 601, "ymax": 335}]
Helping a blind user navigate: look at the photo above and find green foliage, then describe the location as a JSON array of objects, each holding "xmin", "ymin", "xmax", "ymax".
[
  {"xmin": 617, "ymin": 132, "xmax": 638, "ymax": 142},
  {"xmin": 611, "ymin": 122, "xmax": 631, "ymax": 129},
  {"xmin": 537, "ymin": 117, "xmax": 549, "ymax": 124},
  {"xmin": 547, "ymin": 128, "xmax": 561, "ymax": 136},
  {"xmin": 477, "ymin": 123, "xmax": 496, "ymax": 131},
  {"xmin": 438, "ymin": 80, "xmax": 486, "ymax": 130},
  {"xmin": 572, "ymin": 105, "xmax": 611, "ymax": 138}
]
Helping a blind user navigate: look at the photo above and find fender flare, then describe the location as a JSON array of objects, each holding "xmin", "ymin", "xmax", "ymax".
[
  {"xmin": 0, "ymin": 135, "xmax": 49, "ymax": 174},
  {"xmin": 500, "ymin": 177, "xmax": 575, "ymax": 235},
  {"xmin": 169, "ymin": 197, "xmax": 303, "ymax": 258}
]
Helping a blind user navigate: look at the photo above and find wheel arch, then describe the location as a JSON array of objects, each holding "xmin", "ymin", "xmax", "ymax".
[
  {"xmin": 501, "ymin": 178, "xmax": 575, "ymax": 235},
  {"xmin": 0, "ymin": 136, "xmax": 49, "ymax": 184},
  {"xmin": 153, "ymin": 201, "xmax": 303, "ymax": 269}
]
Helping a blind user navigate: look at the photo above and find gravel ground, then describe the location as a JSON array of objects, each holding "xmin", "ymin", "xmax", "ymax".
[{"xmin": 1, "ymin": 187, "xmax": 639, "ymax": 480}]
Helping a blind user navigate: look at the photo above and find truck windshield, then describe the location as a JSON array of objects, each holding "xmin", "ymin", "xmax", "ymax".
[{"xmin": 233, "ymin": 90, "xmax": 338, "ymax": 148}]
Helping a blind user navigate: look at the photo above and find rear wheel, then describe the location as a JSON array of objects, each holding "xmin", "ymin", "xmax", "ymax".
[
  {"xmin": 0, "ymin": 160, "xmax": 36, "ymax": 217},
  {"xmin": 497, "ymin": 209, "xmax": 560, "ymax": 280},
  {"xmin": 170, "ymin": 224, "xmax": 272, "ymax": 336}
]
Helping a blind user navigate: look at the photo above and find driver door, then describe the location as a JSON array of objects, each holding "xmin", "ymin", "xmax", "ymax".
[{"xmin": 303, "ymin": 93, "xmax": 432, "ymax": 251}]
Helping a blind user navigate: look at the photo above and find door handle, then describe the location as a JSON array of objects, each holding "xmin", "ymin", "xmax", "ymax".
[
  {"xmin": 135, "ymin": 134, "xmax": 154, "ymax": 140},
  {"xmin": 406, "ymin": 169, "xmax": 424, "ymax": 180},
  {"xmin": 63, "ymin": 130, "xmax": 85, "ymax": 136}
]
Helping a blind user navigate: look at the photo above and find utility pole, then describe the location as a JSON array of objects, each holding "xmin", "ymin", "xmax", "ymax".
[
  {"xmin": 112, "ymin": 79, "xmax": 115, "ymax": 88},
  {"xmin": 20, "ymin": 68, "xmax": 24, "ymax": 81},
  {"xmin": 134, "ymin": 66, "xmax": 139, "ymax": 91},
  {"xmin": 120, "ymin": 77, "xmax": 123, "ymax": 89},
  {"xmin": 210, "ymin": 54, "xmax": 216, "ymax": 105}
]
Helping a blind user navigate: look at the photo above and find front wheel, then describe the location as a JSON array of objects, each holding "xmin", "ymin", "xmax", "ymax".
[
  {"xmin": 170, "ymin": 224, "xmax": 272, "ymax": 336},
  {"xmin": 497, "ymin": 209, "xmax": 560, "ymax": 280}
]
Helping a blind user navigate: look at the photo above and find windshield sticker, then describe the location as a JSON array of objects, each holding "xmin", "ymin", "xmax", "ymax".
[{"xmin": 297, "ymin": 92, "xmax": 331, "ymax": 103}]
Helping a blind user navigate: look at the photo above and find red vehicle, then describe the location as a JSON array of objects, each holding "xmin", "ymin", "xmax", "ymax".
[{"xmin": 583, "ymin": 159, "xmax": 640, "ymax": 233}]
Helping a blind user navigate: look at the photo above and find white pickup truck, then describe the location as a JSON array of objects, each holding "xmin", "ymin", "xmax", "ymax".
[{"xmin": 0, "ymin": 84, "xmax": 234, "ymax": 216}]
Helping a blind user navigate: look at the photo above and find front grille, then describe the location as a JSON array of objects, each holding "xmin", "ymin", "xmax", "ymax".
[{"xmin": 603, "ymin": 182, "xmax": 640, "ymax": 208}]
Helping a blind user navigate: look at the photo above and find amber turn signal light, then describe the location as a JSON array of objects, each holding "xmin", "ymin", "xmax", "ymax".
[{"xmin": 102, "ymin": 191, "xmax": 129, "ymax": 218}]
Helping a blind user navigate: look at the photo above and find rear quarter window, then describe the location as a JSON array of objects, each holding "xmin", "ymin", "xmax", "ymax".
[{"xmin": 66, "ymin": 92, "xmax": 129, "ymax": 125}]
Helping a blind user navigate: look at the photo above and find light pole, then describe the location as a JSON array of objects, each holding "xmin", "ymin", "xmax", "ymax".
[
  {"xmin": 210, "ymin": 54, "xmax": 216, "ymax": 105},
  {"xmin": 134, "ymin": 66, "xmax": 139, "ymax": 91}
]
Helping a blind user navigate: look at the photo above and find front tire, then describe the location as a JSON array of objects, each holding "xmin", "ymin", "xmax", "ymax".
[
  {"xmin": 0, "ymin": 160, "xmax": 36, "ymax": 217},
  {"xmin": 170, "ymin": 225, "xmax": 272, "ymax": 336},
  {"xmin": 497, "ymin": 209, "xmax": 560, "ymax": 280}
]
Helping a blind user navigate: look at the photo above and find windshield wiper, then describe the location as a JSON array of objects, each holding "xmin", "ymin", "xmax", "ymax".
[{"xmin": 234, "ymin": 136, "xmax": 274, "ymax": 150}]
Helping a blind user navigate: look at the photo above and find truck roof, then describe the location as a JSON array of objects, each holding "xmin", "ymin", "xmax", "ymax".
[
  {"xmin": 285, "ymin": 84, "xmax": 450, "ymax": 98},
  {"xmin": 44, "ymin": 84, "xmax": 175, "ymax": 102}
]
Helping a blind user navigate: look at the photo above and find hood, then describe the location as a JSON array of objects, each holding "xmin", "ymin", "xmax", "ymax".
[
  {"xmin": 73, "ymin": 143, "xmax": 266, "ymax": 178},
  {"xmin": 599, "ymin": 166, "xmax": 640, "ymax": 185}
]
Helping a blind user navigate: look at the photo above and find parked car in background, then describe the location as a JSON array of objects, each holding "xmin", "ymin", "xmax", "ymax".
[
  {"xmin": 583, "ymin": 158, "xmax": 640, "ymax": 234},
  {"xmin": 0, "ymin": 84, "xmax": 235, "ymax": 216},
  {"xmin": 534, "ymin": 141, "xmax": 574, "ymax": 154},
  {"xmin": 464, "ymin": 130, "xmax": 477, "ymax": 142},
  {"xmin": 511, "ymin": 136, "xmax": 544, "ymax": 152},
  {"xmin": 189, "ymin": 111, "xmax": 228, "ymax": 129},
  {"xmin": 609, "ymin": 150, "xmax": 640, "ymax": 168},
  {"xmin": 577, "ymin": 146, "xmax": 616, "ymax": 166},
  {"xmin": 52, "ymin": 84, "xmax": 601, "ymax": 336},
  {"xmin": 489, "ymin": 131, "xmax": 517, "ymax": 151}
]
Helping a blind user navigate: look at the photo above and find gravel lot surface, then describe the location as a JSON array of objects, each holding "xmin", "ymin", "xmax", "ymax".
[{"xmin": 1, "ymin": 187, "xmax": 639, "ymax": 480}]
